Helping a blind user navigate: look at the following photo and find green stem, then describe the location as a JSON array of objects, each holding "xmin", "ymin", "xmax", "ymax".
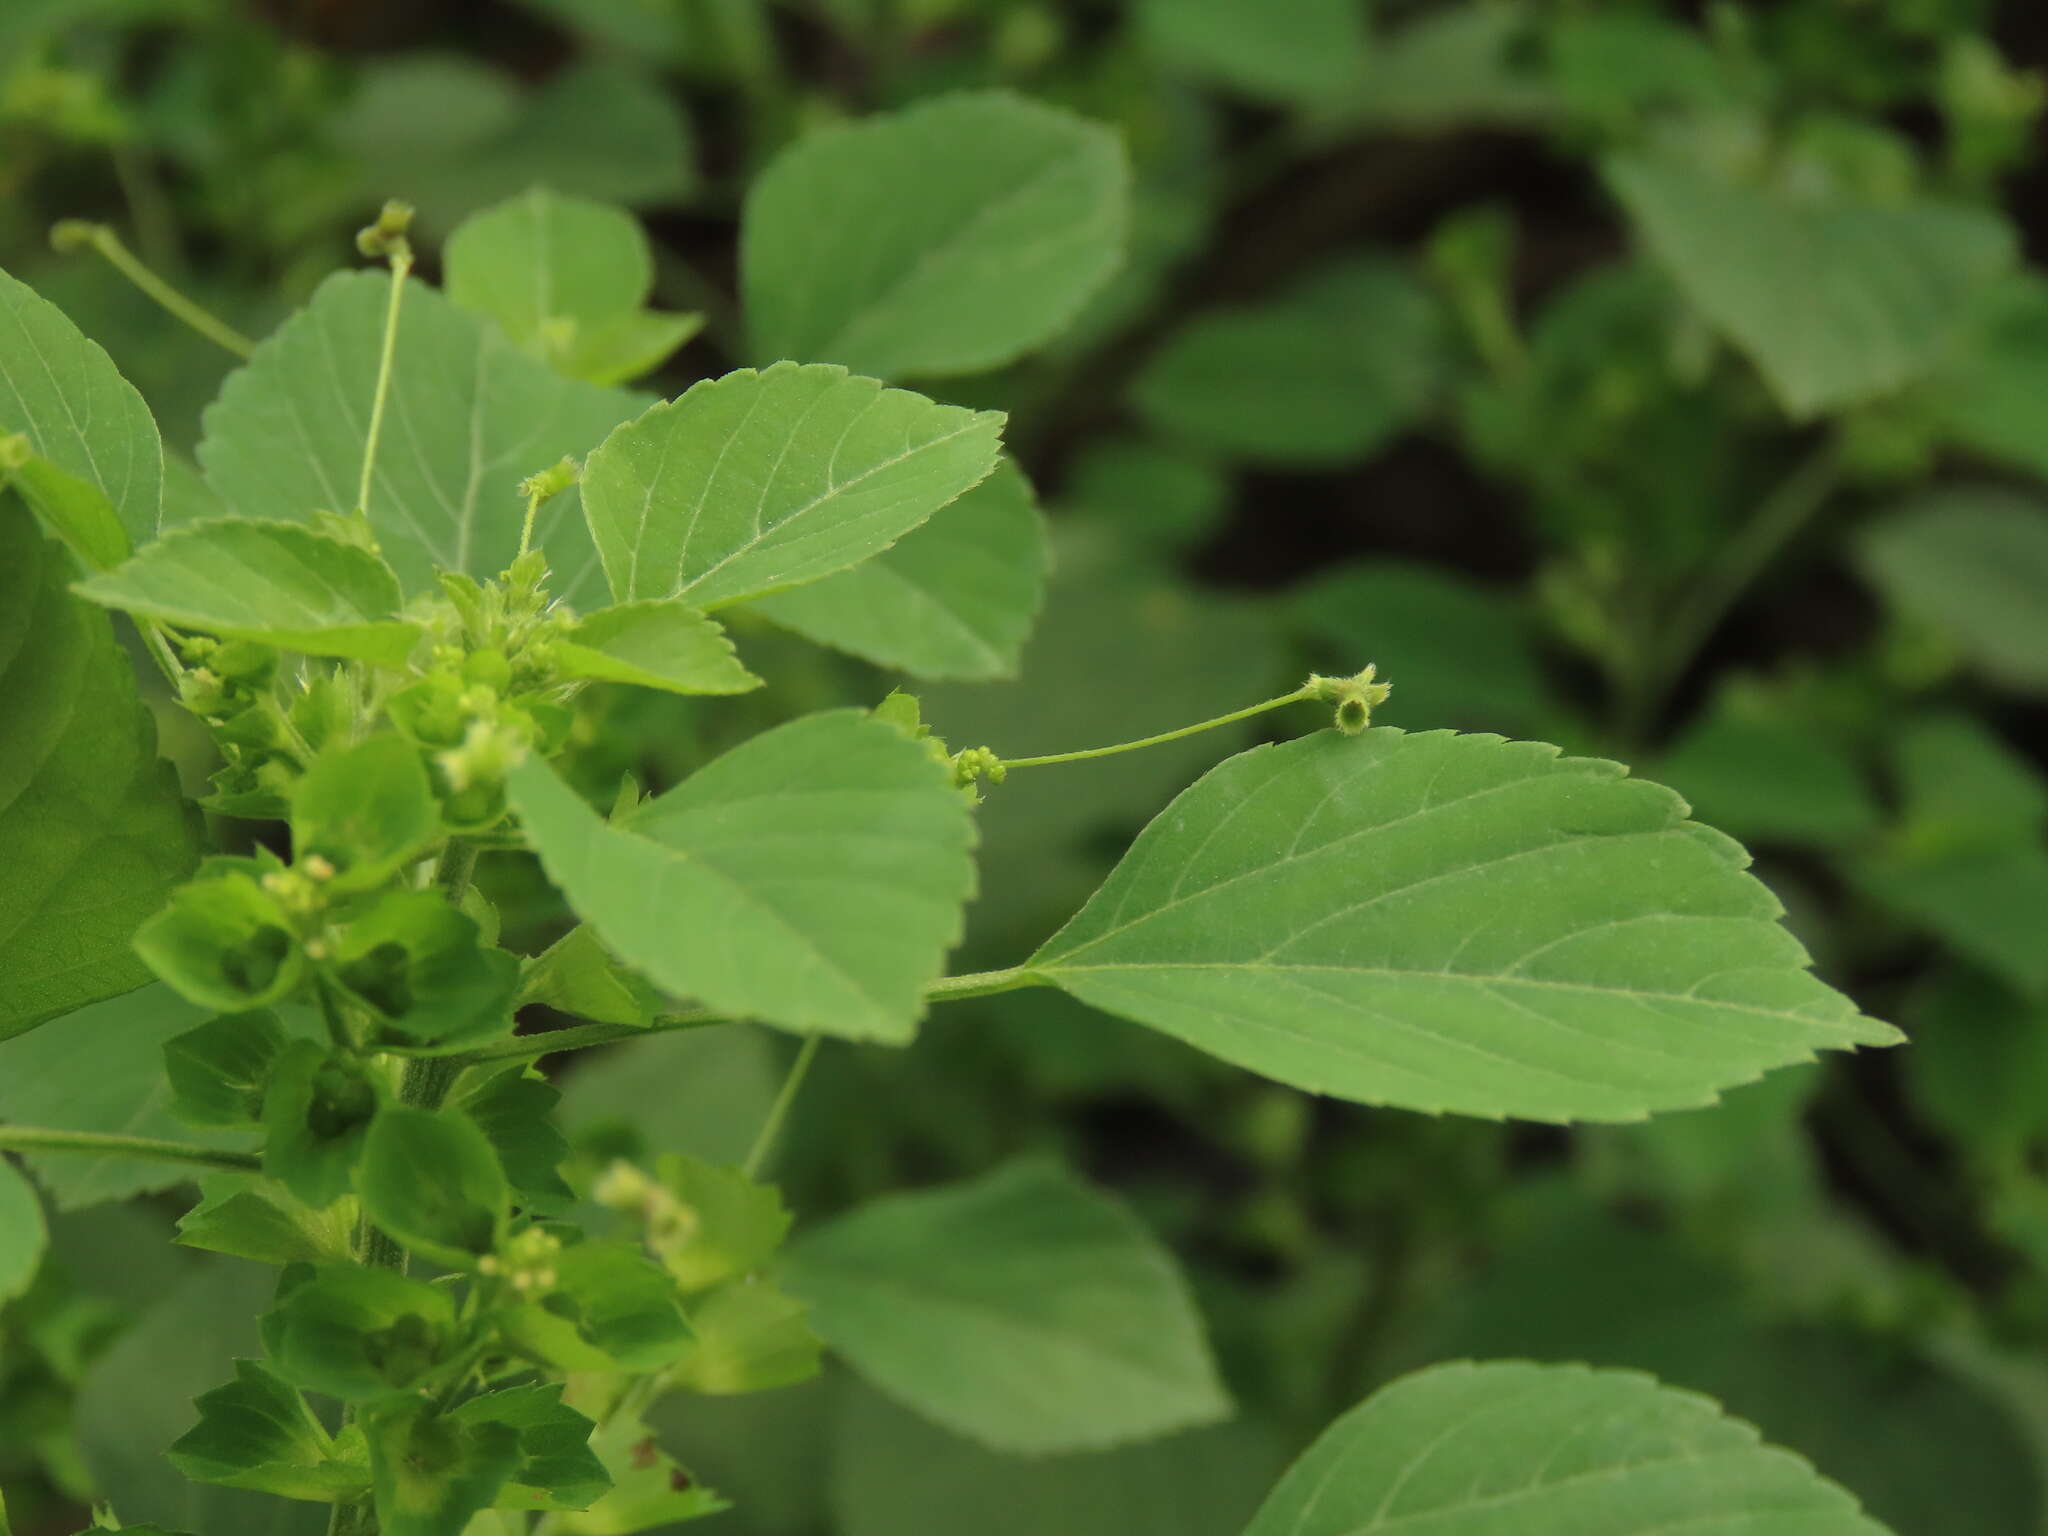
[
  {"xmin": 55, "ymin": 221, "xmax": 255, "ymax": 359},
  {"xmin": 395, "ymin": 840, "xmax": 483, "ymax": 1112},
  {"xmin": 0, "ymin": 1126, "xmax": 259, "ymax": 1173},
  {"xmin": 1623, "ymin": 444, "xmax": 1841, "ymax": 741},
  {"xmin": 999, "ymin": 685, "xmax": 1316, "ymax": 770},
  {"xmin": 137, "ymin": 619, "xmax": 185, "ymax": 688},
  {"xmin": 356, "ymin": 251, "xmax": 414, "ymax": 520},
  {"xmin": 742, "ymin": 1035, "xmax": 822, "ymax": 1182},
  {"xmin": 925, "ymin": 967, "xmax": 1040, "ymax": 1003},
  {"xmin": 453, "ymin": 1008, "xmax": 726, "ymax": 1067}
]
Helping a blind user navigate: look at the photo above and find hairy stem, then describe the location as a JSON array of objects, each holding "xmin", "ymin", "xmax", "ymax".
[
  {"xmin": 999, "ymin": 684, "xmax": 1317, "ymax": 770},
  {"xmin": 0, "ymin": 1126, "xmax": 260, "ymax": 1172},
  {"xmin": 54, "ymin": 221, "xmax": 255, "ymax": 359}
]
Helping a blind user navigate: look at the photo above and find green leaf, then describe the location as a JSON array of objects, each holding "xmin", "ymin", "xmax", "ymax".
[
  {"xmin": 1244, "ymin": 1361, "xmax": 1890, "ymax": 1535},
  {"xmin": 74, "ymin": 520, "xmax": 423, "ymax": 666},
  {"xmin": 0, "ymin": 262, "xmax": 162, "ymax": 556},
  {"xmin": 669, "ymin": 1281, "xmax": 821, "ymax": 1396},
  {"xmin": 782, "ymin": 1161, "xmax": 1230, "ymax": 1454},
  {"xmin": 519, "ymin": 925, "xmax": 657, "ymax": 1027},
  {"xmin": 452, "ymin": 1385, "xmax": 610, "ymax": 1512},
  {"xmin": 1655, "ymin": 689, "xmax": 1881, "ymax": 850},
  {"xmin": 554, "ymin": 601, "xmax": 761, "ymax": 696},
  {"xmin": 445, "ymin": 187, "xmax": 699, "ymax": 387},
  {"xmin": 262, "ymin": 1041, "xmax": 384, "ymax": 1209},
  {"xmin": 363, "ymin": 1397, "xmax": 521, "ymax": 1536},
  {"xmin": 510, "ymin": 710, "xmax": 976, "ymax": 1042},
  {"xmin": 1136, "ymin": 0, "xmax": 1369, "ymax": 103},
  {"xmin": 1907, "ymin": 966, "xmax": 2048, "ymax": 1168},
  {"xmin": 269, "ymin": 1264, "xmax": 460, "ymax": 1403},
  {"xmin": 743, "ymin": 91, "xmax": 1127, "ymax": 379},
  {"xmin": 752, "ymin": 458, "xmax": 1049, "ymax": 681},
  {"xmin": 134, "ymin": 873, "xmax": 305, "ymax": 1013},
  {"xmin": 451, "ymin": 1068, "xmax": 574, "ymax": 1206},
  {"xmin": 168, "ymin": 1359, "xmax": 370, "ymax": 1502},
  {"xmin": 163, "ymin": 1011, "xmax": 289, "ymax": 1129},
  {"xmin": 0, "ymin": 984, "xmax": 240, "ymax": 1208},
  {"xmin": 1135, "ymin": 256, "xmax": 1448, "ymax": 465},
  {"xmin": 1027, "ymin": 729, "xmax": 1897, "ymax": 1123},
  {"xmin": 1855, "ymin": 486, "xmax": 2048, "ymax": 695},
  {"xmin": 0, "ymin": 1157, "xmax": 45, "ymax": 1302},
  {"xmin": 1, "ymin": 439, "xmax": 130, "ymax": 571},
  {"xmin": 198, "ymin": 272, "xmax": 641, "ymax": 606},
  {"xmin": 502, "ymin": 1240, "xmax": 691, "ymax": 1373},
  {"xmin": 331, "ymin": 892, "xmax": 520, "ymax": 1051},
  {"xmin": 640, "ymin": 1155, "xmax": 791, "ymax": 1292},
  {"xmin": 176, "ymin": 1175, "xmax": 356, "ymax": 1266},
  {"xmin": 1605, "ymin": 152, "xmax": 2014, "ymax": 417},
  {"xmin": 290, "ymin": 736, "xmax": 440, "ymax": 889},
  {"xmin": 1936, "ymin": 273, "xmax": 2048, "ymax": 479},
  {"xmin": 358, "ymin": 1106, "xmax": 509, "ymax": 1267},
  {"xmin": 579, "ymin": 363, "xmax": 1002, "ymax": 609},
  {"xmin": 558, "ymin": 1416, "xmax": 727, "ymax": 1534},
  {"xmin": 0, "ymin": 514, "xmax": 198, "ymax": 1040}
]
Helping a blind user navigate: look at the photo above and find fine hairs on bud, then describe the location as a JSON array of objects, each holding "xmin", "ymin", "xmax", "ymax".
[{"xmin": 1308, "ymin": 665, "xmax": 1393, "ymax": 735}]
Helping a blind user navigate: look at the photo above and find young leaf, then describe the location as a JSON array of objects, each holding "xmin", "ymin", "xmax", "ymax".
[
  {"xmin": 1855, "ymin": 486, "xmax": 2048, "ymax": 695},
  {"xmin": 167, "ymin": 1359, "xmax": 370, "ymax": 1502},
  {"xmin": 133, "ymin": 873, "xmax": 305, "ymax": 1013},
  {"xmin": 0, "ymin": 516, "xmax": 199, "ymax": 1041},
  {"xmin": 176, "ymin": 1175, "xmax": 356, "ymax": 1266},
  {"xmin": 362, "ymin": 1396, "xmax": 522, "ymax": 1536},
  {"xmin": 1605, "ymin": 153, "xmax": 2014, "ymax": 418},
  {"xmin": 0, "ymin": 984, "xmax": 237, "ymax": 1208},
  {"xmin": 331, "ymin": 891, "xmax": 520, "ymax": 1051},
  {"xmin": 781, "ymin": 1161, "xmax": 1231, "ymax": 1454},
  {"xmin": 579, "ymin": 363, "xmax": 1002, "ymax": 609},
  {"xmin": 198, "ymin": 272, "xmax": 641, "ymax": 606},
  {"xmin": 557, "ymin": 1415, "xmax": 727, "ymax": 1534},
  {"xmin": 445, "ymin": 187, "xmax": 699, "ymax": 387},
  {"xmin": 669, "ymin": 1281, "xmax": 821, "ymax": 1396},
  {"xmin": 262, "ymin": 1041, "xmax": 384, "ymax": 1209},
  {"xmin": 0, "ymin": 1158, "xmax": 45, "ymax": 1302},
  {"xmin": 742, "ymin": 91, "xmax": 1128, "ymax": 379},
  {"xmin": 501, "ymin": 1240, "xmax": 692, "ymax": 1373},
  {"xmin": 1134, "ymin": 257, "xmax": 1449, "ymax": 465},
  {"xmin": 269, "ymin": 1264, "xmax": 460, "ymax": 1402},
  {"xmin": 1243, "ymin": 1361, "xmax": 1889, "ymax": 1535},
  {"xmin": 519, "ymin": 925, "xmax": 657, "ymax": 1027},
  {"xmin": 0, "ymin": 440, "xmax": 130, "ymax": 571},
  {"xmin": 290, "ymin": 736, "xmax": 440, "ymax": 888},
  {"xmin": 645, "ymin": 1154, "xmax": 791, "ymax": 1292},
  {"xmin": 510, "ymin": 710, "xmax": 976, "ymax": 1043},
  {"xmin": 163, "ymin": 1010, "xmax": 289, "ymax": 1129},
  {"xmin": 357, "ymin": 1106, "xmax": 509, "ymax": 1267},
  {"xmin": 554, "ymin": 600, "xmax": 761, "ymax": 696},
  {"xmin": 752, "ymin": 459, "xmax": 1049, "ymax": 681},
  {"xmin": 0, "ymin": 263, "xmax": 163, "ymax": 555},
  {"xmin": 1027, "ymin": 728, "xmax": 1897, "ymax": 1123},
  {"xmin": 451, "ymin": 1068, "xmax": 575, "ymax": 1206},
  {"xmin": 451, "ymin": 1384, "xmax": 610, "ymax": 1512},
  {"xmin": 73, "ymin": 520, "xmax": 423, "ymax": 666}
]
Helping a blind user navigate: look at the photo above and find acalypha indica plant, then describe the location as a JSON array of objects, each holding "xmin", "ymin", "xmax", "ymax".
[{"xmin": 0, "ymin": 92, "xmax": 1903, "ymax": 1536}]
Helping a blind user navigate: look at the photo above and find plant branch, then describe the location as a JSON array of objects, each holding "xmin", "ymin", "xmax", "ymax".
[
  {"xmin": 50, "ymin": 220, "xmax": 255, "ymax": 360},
  {"xmin": 742, "ymin": 1034, "xmax": 822, "ymax": 1181},
  {"xmin": 998, "ymin": 684, "xmax": 1318, "ymax": 769},
  {"xmin": 0, "ymin": 1126, "xmax": 259, "ymax": 1173}
]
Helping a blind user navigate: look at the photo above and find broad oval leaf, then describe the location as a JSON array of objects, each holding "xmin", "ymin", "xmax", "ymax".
[
  {"xmin": 198, "ymin": 271, "xmax": 642, "ymax": 605},
  {"xmin": 752, "ymin": 457, "xmax": 1048, "ymax": 680},
  {"xmin": 1245, "ymin": 1361, "xmax": 1890, "ymax": 1536},
  {"xmin": 579, "ymin": 362, "xmax": 1002, "ymax": 609},
  {"xmin": 510, "ymin": 710, "xmax": 976, "ymax": 1042},
  {"xmin": 1027, "ymin": 728, "xmax": 1896, "ymax": 1123},
  {"xmin": 0, "ymin": 263, "xmax": 163, "ymax": 556},
  {"xmin": 742, "ymin": 91, "xmax": 1128, "ymax": 379},
  {"xmin": 1, "ymin": 514, "xmax": 199, "ymax": 1041},
  {"xmin": 75, "ymin": 519, "xmax": 422, "ymax": 665},
  {"xmin": 0, "ymin": 1158, "xmax": 45, "ymax": 1302},
  {"xmin": 358, "ymin": 1106, "xmax": 509, "ymax": 1268},
  {"xmin": 782, "ymin": 1162, "xmax": 1230, "ymax": 1455},
  {"xmin": 555, "ymin": 600, "xmax": 760, "ymax": 696},
  {"xmin": 1605, "ymin": 153, "xmax": 2014, "ymax": 419}
]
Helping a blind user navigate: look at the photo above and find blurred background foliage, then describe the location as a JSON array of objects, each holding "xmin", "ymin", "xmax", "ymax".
[{"xmin": 7, "ymin": 0, "xmax": 2048, "ymax": 1531}]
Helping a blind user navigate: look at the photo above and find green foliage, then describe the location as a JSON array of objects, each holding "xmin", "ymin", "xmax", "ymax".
[
  {"xmin": 512, "ymin": 711, "xmax": 977, "ymax": 1042},
  {"xmin": 783, "ymin": 1162, "xmax": 1230, "ymax": 1454},
  {"xmin": 166, "ymin": 1360, "xmax": 369, "ymax": 1502},
  {"xmin": 1030, "ymin": 729, "xmax": 1892, "ymax": 1121},
  {"xmin": 554, "ymin": 601, "xmax": 761, "ymax": 696},
  {"xmin": 356, "ymin": 1107, "xmax": 508, "ymax": 1267},
  {"xmin": 0, "ymin": 516, "xmax": 198, "ymax": 1040},
  {"xmin": 579, "ymin": 362, "xmax": 1002, "ymax": 608},
  {"xmin": 1245, "ymin": 1361, "xmax": 1888, "ymax": 1534},
  {"xmin": 742, "ymin": 91, "xmax": 1127, "ymax": 378},
  {"xmin": 1135, "ymin": 0, "xmax": 1371, "ymax": 104},
  {"xmin": 0, "ymin": 1159, "xmax": 45, "ymax": 1302}
]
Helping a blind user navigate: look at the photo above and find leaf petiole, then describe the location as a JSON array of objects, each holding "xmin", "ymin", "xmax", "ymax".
[{"xmin": 0, "ymin": 1125, "xmax": 260, "ymax": 1173}]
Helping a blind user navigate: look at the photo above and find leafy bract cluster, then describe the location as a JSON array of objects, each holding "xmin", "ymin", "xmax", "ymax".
[{"xmin": 0, "ymin": 87, "xmax": 1903, "ymax": 1536}]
